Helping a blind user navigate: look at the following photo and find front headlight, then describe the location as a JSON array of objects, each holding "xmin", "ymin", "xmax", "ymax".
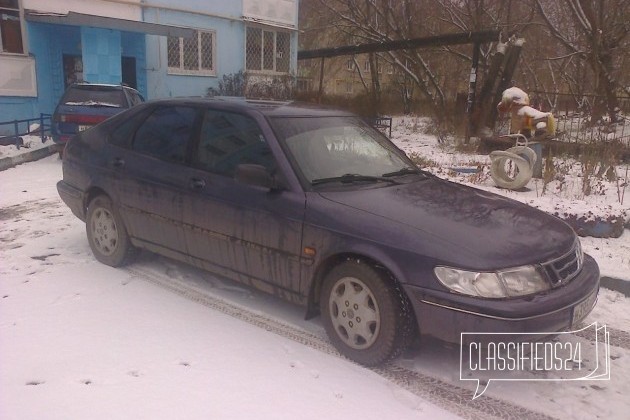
[{"xmin": 434, "ymin": 265, "xmax": 549, "ymax": 298}]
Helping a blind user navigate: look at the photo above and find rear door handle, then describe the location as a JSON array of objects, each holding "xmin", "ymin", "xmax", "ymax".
[
  {"xmin": 112, "ymin": 157, "xmax": 125, "ymax": 168},
  {"xmin": 190, "ymin": 178, "xmax": 206, "ymax": 190}
]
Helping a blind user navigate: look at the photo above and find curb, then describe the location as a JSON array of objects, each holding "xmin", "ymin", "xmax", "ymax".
[{"xmin": 0, "ymin": 144, "xmax": 61, "ymax": 171}]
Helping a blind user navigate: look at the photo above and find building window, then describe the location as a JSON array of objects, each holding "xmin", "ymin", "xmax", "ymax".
[
  {"xmin": 344, "ymin": 81, "xmax": 352, "ymax": 94},
  {"xmin": 346, "ymin": 59, "xmax": 354, "ymax": 71},
  {"xmin": 363, "ymin": 60, "xmax": 370, "ymax": 73},
  {"xmin": 0, "ymin": 0, "xmax": 24, "ymax": 54},
  {"xmin": 167, "ymin": 30, "xmax": 216, "ymax": 75},
  {"xmin": 246, "ymin": 26, "xmax": 291, "ymax": 73}
]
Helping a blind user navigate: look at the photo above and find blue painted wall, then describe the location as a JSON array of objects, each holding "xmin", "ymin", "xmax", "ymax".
[
  {"xmin": 1, "ymin": 22, "xmax": 147, "ymax": 129},
  {"xmin": 143, "ymin": 0, "xmax": 298, "ymax": 99},
  {"xmin": 144, "ymin": 6, "xmax": 245, "ymax": 99},
  {"xmin": 0, "ymin": 22, "xmax": 81, "ymax": 133},
  {"xmin": 122, "ymin": 32, "xmax": 148, "ymax": 98},
  {"xmin": 81, "ymin": 28, "xmax": 122, "ymax": 85}
]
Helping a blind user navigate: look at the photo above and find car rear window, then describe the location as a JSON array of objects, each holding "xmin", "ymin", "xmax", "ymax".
[{"xmin": 62, "ymin": 86, "xmax": 126, "ymax": 108}]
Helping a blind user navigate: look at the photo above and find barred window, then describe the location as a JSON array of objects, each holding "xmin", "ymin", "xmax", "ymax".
[
  {"xmin": 246, "ymin": 26, "xmax": 291, "ymax": 73},
  {"xmin": 167, "ymin": 30, "xmax": 215, "ymax": 75},
  {"xmin": 0, "ymin": 0, "xmax": 24, "ymax": 54}
]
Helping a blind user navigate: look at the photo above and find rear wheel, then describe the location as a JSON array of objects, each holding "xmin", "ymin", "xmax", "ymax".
[
  {"xmin": 320, "ymin": 260, "xmax": 414, "ymax": 366},
  {"xmin": 86, "ymin": 195, "xmax": 136, "ymax": 267}
]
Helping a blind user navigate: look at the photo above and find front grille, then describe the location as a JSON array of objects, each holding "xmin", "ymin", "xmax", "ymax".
[{"xmin": 541, "ymin": 240, "xmax": 583, "ymax": 287}]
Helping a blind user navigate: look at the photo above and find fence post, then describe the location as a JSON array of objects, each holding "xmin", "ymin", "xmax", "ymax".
[
  {"xmin": 14, "ymin": 120, "xmax": 20, "ymax": 149},
  {"xmin": 40, "ymin": 114, "xmax": 45, "ymax": 143}
]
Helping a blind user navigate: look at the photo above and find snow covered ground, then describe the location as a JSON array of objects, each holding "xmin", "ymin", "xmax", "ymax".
[
  {"xmin": 1, "ymin": 126, "xmax": 629, "ymax": 419},
  {"xmin": 0, "ymin": 135, "xmax": 52, "ymax": 160}
]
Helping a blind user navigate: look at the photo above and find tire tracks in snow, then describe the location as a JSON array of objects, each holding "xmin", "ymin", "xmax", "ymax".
[
  {"xmin": 573, "ymin": 325, "xmax": 630, "ymax": 349},
  {"xmin": 125, "ymin": 265, "xmax": 557, "ymax": 420}
]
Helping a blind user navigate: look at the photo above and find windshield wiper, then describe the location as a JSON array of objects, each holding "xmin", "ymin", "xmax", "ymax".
[
  {"xmin": 382, "ymin": 167, "xmax": 422, "ymax": 177},
  {"xmin": 312, "ymin": 173, "xmax": 400, "ymax": 186}
]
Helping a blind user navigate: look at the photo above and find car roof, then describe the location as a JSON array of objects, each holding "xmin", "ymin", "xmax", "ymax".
[
  {"xmin": 138, "ymin": 97, "xmax": 356, "ymax": 118},
  {"xmin": 68, "ymin": 83, "xmax": 141, "ymax": 93}
]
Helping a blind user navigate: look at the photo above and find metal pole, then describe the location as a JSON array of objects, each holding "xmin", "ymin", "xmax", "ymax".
[
  {"xmin": 40, "ymin": 114, "xmax": 45, "ymax": 143},
  {"xmin": 318, "ymin": 57, "xmax": 325, "ymax": 104},
  {"xmin": 465, "ymin": 42, "xmax": 481, "ymax": 143},
  {"xmin": 14, "ymin": 120, "xmax": 20, "ymax": 149}
]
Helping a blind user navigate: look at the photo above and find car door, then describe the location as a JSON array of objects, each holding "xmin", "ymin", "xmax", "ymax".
[
  {"xmin": 108, "ymin": 105, "xmax": 199, "ymax": 257},
  {"xmin": 181, "ymin": 108, "xmax": 305, "ymax": 299}
]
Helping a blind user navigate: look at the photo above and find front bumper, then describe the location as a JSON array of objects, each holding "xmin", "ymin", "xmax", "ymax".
[
  {"xmin": 404, "ymin": 254, "xmax": 600, "ymax": 344},
  {"xmin": 57, "ymin": 180, "xmax": 86, "ymax": 222}
]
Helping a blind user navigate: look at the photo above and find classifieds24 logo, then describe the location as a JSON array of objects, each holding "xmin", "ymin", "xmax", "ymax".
[{"xmin": 460, "ymin": 323, "xmax": 611, "ymax": 399}]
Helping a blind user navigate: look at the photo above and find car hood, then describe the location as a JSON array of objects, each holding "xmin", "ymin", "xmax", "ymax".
[{"xmin": 316, "ymin": 177, "xmax": 576, "ymax": 269}]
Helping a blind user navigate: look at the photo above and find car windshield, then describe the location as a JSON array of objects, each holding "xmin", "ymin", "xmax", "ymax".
[
  {"xmin": 271, "ymin": 116, "xmax": 417, "ymax": 186},
  {"xmin": 62, "ymin": 86, "xmax": 125, "ymax": 108}
]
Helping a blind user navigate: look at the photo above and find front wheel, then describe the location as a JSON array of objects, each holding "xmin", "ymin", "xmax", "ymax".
[
  {"xmin": 86, "ymin": 195, "xmax": 136, "ymax": 267},
  {"xmin": 320, "ymin": 261, "xmax": 415, "ymax": 366}
]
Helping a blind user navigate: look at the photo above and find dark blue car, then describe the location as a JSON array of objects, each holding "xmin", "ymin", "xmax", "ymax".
[
  {"xmin": 52, "ymin": 83, "xmax": 144, "ymax": 146},
  {"xmin": 57, "ymin": 98, "xmax": 599, "ymax": 366}
]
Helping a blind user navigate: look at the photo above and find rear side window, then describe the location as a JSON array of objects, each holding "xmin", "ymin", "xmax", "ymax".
[
  {"xmin": 126, "ymin": 89, "xmax": 144, "ymax": 106},
  {"xmin": 62, "ymin": 86, "xmax": 126, "ymax": 108},
  {"xmin": 132, "ymin": 106, "xmax": 197, "ymax": 164},
  {"xmin": 195, "ymin": 110, "xmax": 275, "ymax": 176},
  {"xmin": 108, "ymin": 108, "xmax": 152, "ymax": 148}
]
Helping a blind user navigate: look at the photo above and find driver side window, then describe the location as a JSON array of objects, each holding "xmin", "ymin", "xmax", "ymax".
[{"xmin": 195, "ymin": 110, "xmax": 275, "ymax": 176}]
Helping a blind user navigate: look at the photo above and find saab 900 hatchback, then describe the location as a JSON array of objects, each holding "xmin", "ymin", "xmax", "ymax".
[{"xmin": 57, "ymin": 98, "xmax": 599, "ymax": 366}]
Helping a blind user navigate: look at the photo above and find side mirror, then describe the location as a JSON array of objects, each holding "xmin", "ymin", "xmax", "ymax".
[{"xmin": 235, "ymin": 164, "xmax": 282, "ymax": 190}]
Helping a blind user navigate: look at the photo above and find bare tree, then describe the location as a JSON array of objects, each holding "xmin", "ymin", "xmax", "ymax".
[
  {"xmin": 535, "ymin": 0, "xmax": 630, "ymax": 123},
  {"xmin": 310, "ymin": 0, "xmax": 451, "ymax": 121}
]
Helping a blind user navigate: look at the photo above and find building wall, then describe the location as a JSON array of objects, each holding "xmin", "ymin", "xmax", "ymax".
[
  {"xmin": 143, "ymin": 3, "xmax": 245, "ymax": 99},
  {"xmin": 81, "ymin": 27, "xmax": 122, "ymax": 84},
  {"xmin": 23, "ymin": 0, "xmax": 141, "ymax": 20},
  {"xmin": 143, "ymin": 0, "xmax": 299, "ymax": 99},
  {"xmin": 121, "ymin": 32, "xmax": 147, "ymax": 97}
]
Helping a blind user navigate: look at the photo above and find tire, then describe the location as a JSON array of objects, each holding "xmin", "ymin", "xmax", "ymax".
[
  {"xmin": 320, "ymin": 260, "xmax": 415, "ymax": 366},
  {"xmin": 489, "ymin": 150, "xmax": 533, "ymax": 190},
  {"xmin": 86, "ymin": 195, "xmax": 136, "ymax": 267}
]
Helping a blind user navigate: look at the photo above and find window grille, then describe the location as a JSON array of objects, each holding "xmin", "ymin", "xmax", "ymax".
[
  {"xmin": 246, "ymin": 26, "xmax": 291, "ymax": 73},
  {"xmin": 167, "ymin": 30, "xmax": 215, "ymax": 75}
]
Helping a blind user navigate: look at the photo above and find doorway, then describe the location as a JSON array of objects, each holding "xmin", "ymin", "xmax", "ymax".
[{"xmin": 122, "ymin": 56, "xmax": 137, "ymax": 89}]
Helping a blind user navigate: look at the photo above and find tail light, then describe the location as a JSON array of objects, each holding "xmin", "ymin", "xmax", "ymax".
[{"xmin": 56, "ymin": 114, "xmax": 109, "ymax": 124}]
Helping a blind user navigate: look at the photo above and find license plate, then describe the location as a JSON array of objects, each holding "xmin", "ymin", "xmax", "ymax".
[
  {"xmin": 572, "ymin": 288, "xmax": 598, "ymax": 327},
  {"xmin": 78, "ymin": 125, "xmax": 91, "ymax": 132}
]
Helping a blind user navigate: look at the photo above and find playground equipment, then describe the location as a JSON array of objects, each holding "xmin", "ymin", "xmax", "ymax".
[
  {"xmin": 489, "ymin": 134, "xmax": 537, "ymax": 190},
  {"xmin": 489, "ymin": 87, "xmax": 555, "ymax": 190}
]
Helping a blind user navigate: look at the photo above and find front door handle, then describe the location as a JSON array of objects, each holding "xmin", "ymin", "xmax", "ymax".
[
  {"xmin": 112, "ymin": 157, "xmax": 125, "ymax": 168},
  {"xmin": 190, "ymin": 178, "xmax": 206, "ymax": 190}
]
